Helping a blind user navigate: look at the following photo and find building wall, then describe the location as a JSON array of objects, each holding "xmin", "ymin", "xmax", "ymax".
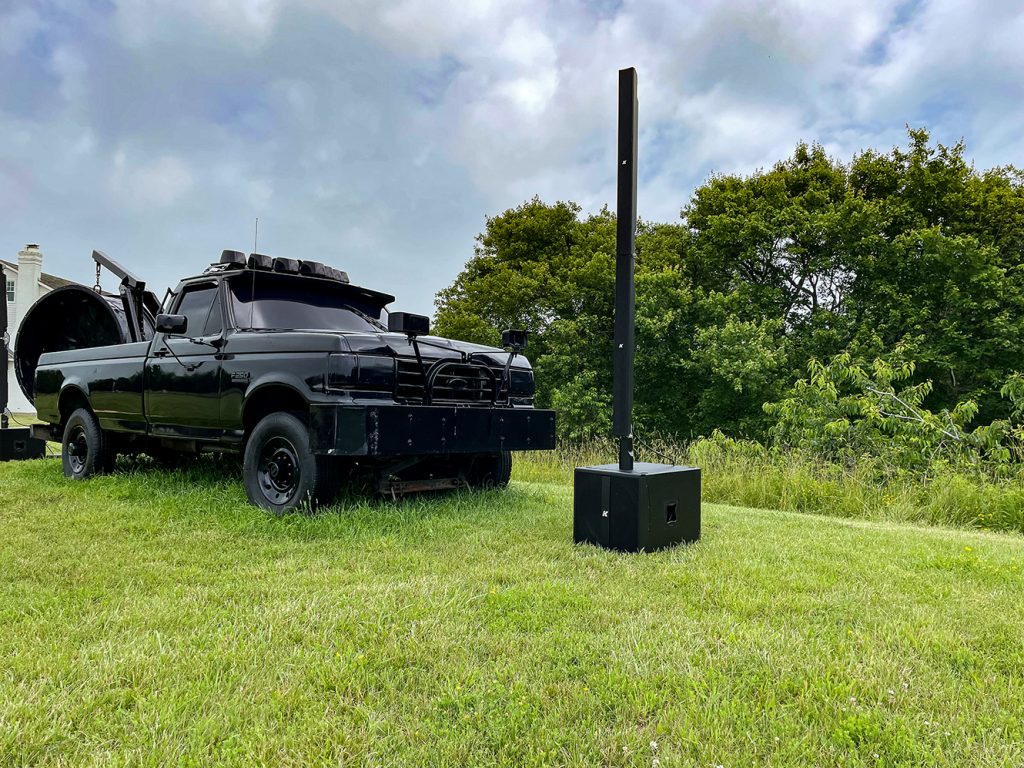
[
  {"xmin": 4, "ymin": 245, "xmax": 52, "ymax": 416},
  {"xmin": 7, "ymin": 360, "xmax": 32, "ymax": 414}
]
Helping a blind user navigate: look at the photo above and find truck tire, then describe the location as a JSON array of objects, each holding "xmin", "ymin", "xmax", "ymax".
[
  {"xmin": 466, "ymin": 451, "xmax": 512, "ymax": 489},
  {"xmin": 61, "ymin": 407, "xmax": 115, "ymax": 479},
  {"xmin": 243, "ymin": 412, "xmax": 337, "ymax": 515}
]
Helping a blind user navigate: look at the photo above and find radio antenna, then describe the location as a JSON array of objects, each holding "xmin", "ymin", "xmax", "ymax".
[{"xmin": 249, "ymin": 217, "xmax": 259, "ymax": 330}]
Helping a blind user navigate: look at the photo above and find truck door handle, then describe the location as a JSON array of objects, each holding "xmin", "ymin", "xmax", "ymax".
[{"xmin": 153, "ymin": 348, "xmax": 169, "ymax": 358}]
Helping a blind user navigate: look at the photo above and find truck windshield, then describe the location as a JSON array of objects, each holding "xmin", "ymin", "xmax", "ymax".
[{"xmin": 228, "ymin": 277, "xmax": 386, "ymax": 332}]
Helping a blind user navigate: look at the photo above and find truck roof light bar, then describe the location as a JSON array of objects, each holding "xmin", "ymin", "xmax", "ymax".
[
  {"xmin": 219, "ymin": 249, "xmax": 348, "ymax": 282},
  {"xmin": 220, "ymin": 249, "xmax": 246, "ymax": 268},
  {"xmin": 273, "ymin": 257, "xmax": 300, "ymax": 274},
  {"xmin": 247, "ymin": 253, "xmax": 273, "ymax": 270},
  {"xmin": 299, "ymin": 260, "xmax": 327, "ymax": 278},
  {"xmin": 325, "ymin": 266, "xmax": 350, "ymax": 283}
]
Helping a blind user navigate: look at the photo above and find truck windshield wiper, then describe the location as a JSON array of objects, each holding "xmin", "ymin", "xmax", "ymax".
[{"xmin": 349, "ymin": 307, "xmax": 387, "ymax": 331}]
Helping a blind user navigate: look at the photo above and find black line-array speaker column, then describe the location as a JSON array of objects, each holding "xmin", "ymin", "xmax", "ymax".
[{"xmin": 613, "ymin": 67, "xmax": 638, "ymax": 471}]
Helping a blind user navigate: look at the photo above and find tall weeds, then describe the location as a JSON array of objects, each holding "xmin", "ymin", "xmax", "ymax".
[{"xmin": 517, "ymin": 435, "xmax": 1024, "ymax": 535}]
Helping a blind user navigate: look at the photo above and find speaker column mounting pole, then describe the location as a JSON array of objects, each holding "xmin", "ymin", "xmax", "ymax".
[{"xmin": 613, "ymin": 67, "xmax": 638, "ymax": 472}]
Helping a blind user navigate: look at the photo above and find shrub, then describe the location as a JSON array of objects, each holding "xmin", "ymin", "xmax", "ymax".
[{"xmin": 763, "ymin": 347, "xmax": 1018, "ymax": 480}]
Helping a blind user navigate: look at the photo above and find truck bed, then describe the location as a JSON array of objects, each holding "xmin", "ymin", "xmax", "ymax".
[{"xmin": 34, "ymin": 341, "xmax": 150, "ymax": 433}]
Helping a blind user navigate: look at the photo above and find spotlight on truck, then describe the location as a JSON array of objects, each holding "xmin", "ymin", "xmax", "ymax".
[{"xmin": 388, "ymin": 312, "xmax": 430, "ymax": 338}]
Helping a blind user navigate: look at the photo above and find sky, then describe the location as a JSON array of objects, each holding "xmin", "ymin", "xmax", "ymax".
[{"xmin": 1, "ymin": 0, "xmax": 1023, "ymax": 316}]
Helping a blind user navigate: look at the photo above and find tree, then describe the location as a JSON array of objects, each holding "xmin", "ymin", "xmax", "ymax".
[
  {"xmin": 434, "ymin": 199, "xmax": 785, "ymax": 439},
  {"xmin": 435, "ymin": 131, "xmax": 1024, "ymax": 442},
  {"xmin": 434, "ymin": 198, "xmax": 616, "ymax": 418},
  {"xmin": 841, "ymin": 132, "xmax": 1024, "ymax": 418}
]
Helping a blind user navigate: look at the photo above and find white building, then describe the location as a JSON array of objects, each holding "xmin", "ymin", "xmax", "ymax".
[{"xmin": 3, "ymin": 244, "xmax": 76, "ymax": 414}]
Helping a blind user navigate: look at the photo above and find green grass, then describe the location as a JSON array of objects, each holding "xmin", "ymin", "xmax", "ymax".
[{"xmin": 3, "ymin": 455, "xmax": 1024, "ymax": 766}]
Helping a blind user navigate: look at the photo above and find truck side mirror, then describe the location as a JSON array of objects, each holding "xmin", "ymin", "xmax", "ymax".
[
  {"xmin": 156, "ymin": 313, "xmax": 188, "ymax": 335},
  {"xmin": 388, "ymin": 312, "xmax": 430, "ymax": 338},
  {"xmin": 502, "ymin": 329, "xmax": 528, "ymax": 350}
]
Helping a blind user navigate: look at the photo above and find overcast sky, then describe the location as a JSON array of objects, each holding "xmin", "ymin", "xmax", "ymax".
[{"xmin": 1, "ymin": 0, "xmax": 1022, "ymax": 315}]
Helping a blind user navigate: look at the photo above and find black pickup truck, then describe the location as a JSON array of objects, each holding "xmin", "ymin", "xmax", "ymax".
[{"xmin": 25, "ymin": 250, "xmax": 556, "ymax": 513}]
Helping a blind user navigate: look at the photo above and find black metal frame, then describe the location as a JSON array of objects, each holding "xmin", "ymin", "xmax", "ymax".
[
  {"xmin": 395, "ymin": 357, "xmax": 504, "ymax": 406},
  {"xmin": 423, "ymin": 359, "xmax": 499, "ymax": 406},
  {"xmin": 92, "ymin": 250, "xmax": 159, "ymax": 343}
]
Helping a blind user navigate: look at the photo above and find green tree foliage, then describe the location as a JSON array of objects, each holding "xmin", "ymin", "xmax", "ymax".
[
  {"xmin": 435, "ymin": 131, "xmax": 1024, "ymax": 441},
  {"xmin": 764, "ymin": 348, "xmax": 1016, "ymax": 478},
  {"xmin": 843, "ymin": 131, "xmax": 1024, "ymax": 418},
  {"xmin": 435, "ymin": 199, "xmax": 786, "ymax": 438}
]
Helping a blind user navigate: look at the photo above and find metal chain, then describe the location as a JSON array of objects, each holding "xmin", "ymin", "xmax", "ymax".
[{"xmin": 94, "ymin": 262, "xmax": 102, "ymax": 293}]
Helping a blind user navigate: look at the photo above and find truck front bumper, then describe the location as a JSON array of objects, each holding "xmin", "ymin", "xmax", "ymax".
[{"xmin": 309, "ymin": 404, "xmax": 556, "ymax": 457}]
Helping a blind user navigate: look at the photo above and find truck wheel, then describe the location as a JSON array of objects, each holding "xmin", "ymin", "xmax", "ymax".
[
  {"xmin": 466, "ymin": 451, "xmax": 512, "ymax": 489},
  {"xmin": 62, "ymin": 407, "xmax": 115, "ymax": 479},
  {"xmin": 243, "ymin": 412, "xmax": 336, "ymax": 515}
]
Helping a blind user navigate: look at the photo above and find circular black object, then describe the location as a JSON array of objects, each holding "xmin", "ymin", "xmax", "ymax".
[
  {"xmin": 61, "ymin": 407, "xmax": 114, "ymax": 479},
  {"xmin": 243, "ymin": 412, "xmax": 337, "ymax": 514},
  {"xmin": 465, "ymin": 451, "xmax": 512, "ymax": 488},
  {"xmin": 258, "ymin": 436, "xmax": 301, "ymax": 505},
  {"xmin": 14, "ymin": 285, "xmax": 150, "ymax": 402}
]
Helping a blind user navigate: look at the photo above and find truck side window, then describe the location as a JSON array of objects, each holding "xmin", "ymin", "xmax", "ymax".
[
  {"xmin": 173, "ymin": 285, "xmax": 217, "ymax": 337},
  {"xmin": 203, "ymin": 292, "xmax": 223, "ymax": 336}
]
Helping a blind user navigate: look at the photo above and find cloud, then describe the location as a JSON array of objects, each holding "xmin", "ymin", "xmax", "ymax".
[
  {"xmin": 109, "ymin": 152, "xmax": 194, "ymax": 207},
  {"xmin": 0, "ymin": 5, "xmax": 44, "ymax": 56},
  {"xmin": 0, "ymin": 0, "xmax": 1021, "ymax": 315}
]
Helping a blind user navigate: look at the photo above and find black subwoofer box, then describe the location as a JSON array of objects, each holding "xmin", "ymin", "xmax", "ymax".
[
  {"xmin": 0, "ymin": 428, "xmax": 46, "ymax": 462},
  {"xmin": 573, "ymin": 462, "xmax": 700, "ymax": 552}
]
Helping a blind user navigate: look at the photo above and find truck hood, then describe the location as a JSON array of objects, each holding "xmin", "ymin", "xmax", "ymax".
[
  {"xmin": 229, "ymin": 329, "xmax": 532, "ymax": 369},
  {"xmin": 342, "ymin": 331, "xmax": 531, "ymax": 369}
]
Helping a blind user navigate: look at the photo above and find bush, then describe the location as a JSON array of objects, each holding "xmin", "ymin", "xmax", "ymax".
[{"xmin": 763, "ymin": 347, "xmax": 1018, "ymax": 480}]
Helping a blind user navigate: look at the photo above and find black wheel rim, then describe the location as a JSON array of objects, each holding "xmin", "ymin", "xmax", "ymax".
[
  {"xmin": 67, "ymin": 425, "xmax": 89, "ymax": 474},
  {"xmin": 257, "ymin": 436, "xmax": 301, "ymax": 506}
]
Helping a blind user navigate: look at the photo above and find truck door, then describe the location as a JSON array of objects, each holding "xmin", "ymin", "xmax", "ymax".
[{"xmin": 145, "ymin": 281, "xmax": 225, "ymax": 440}]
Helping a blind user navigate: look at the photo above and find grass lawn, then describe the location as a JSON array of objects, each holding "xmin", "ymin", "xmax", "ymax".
[{"xmin": 2, "ymin": 455, "xmax": 1024, "ymax": 766}]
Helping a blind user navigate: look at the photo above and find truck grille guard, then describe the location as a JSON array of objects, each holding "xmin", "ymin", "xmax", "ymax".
[{"xmin": 395, "ymin": 358, "xmax": 507, "ymax": 406}]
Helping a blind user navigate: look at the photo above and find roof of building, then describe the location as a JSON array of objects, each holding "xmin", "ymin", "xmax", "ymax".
[{"xmin": 0, "ymin": 259, "xmax": 79, "ymax": 291}]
